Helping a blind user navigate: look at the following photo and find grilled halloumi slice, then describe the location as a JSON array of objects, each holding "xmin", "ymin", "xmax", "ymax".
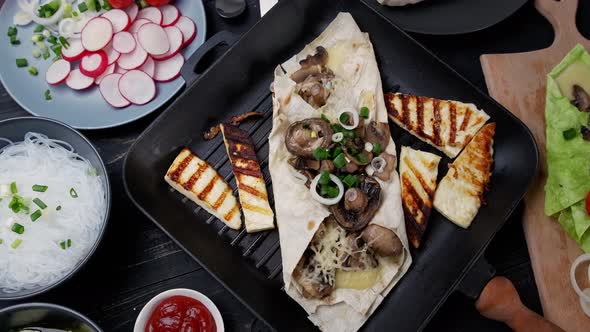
[
  {"xmin": 433, "ymin": 123, "xmax": 496, "ymax": 228},
  {"xmin": 400, "ymin": 146, "xmax": 441, "ymax": 248},
  {"xmin": 385, "ymin": 93, "xmax": 490, "ymax": 158},
  {"xmin": 220, "ymin": 124, "xmax": 275, "ymax": 233},
  {"xmin": 165, "ymin": 148, "xmax": 242, "ymax": 230}
]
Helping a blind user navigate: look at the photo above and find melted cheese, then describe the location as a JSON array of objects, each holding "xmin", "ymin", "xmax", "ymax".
[
  {"xmin": 556, "ymin": 60, "xmax": 590, "ymax": 100},
  {"xmin": 335, "ymin": 266, "xmax": 381, "ymax": 290}
]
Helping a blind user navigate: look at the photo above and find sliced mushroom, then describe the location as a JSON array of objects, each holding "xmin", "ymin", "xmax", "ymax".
[
  {"xmin": 365, "ymin": 121, "xmax": 391, "ymax": 151},
  {"xmin": 285, "ymin": 118, "xmax": 333, "ymax": 158},
  {"xmin": 293, "ymin": 256, "xmax": 334, "ymax": 299},
  {"xmin": 573, "ymin": 85, "xmax": 590, "ymax": 113},
  {"xmin": 373, "ymin": 153, "xmax": 397, "ymax": 181},
  {"xmin": 288, "ymin": 156, "xmax": 320, "ymax": 171},
  {"xmin": 330, "ymin": 176, "xmax": 381, "ymax": 231},
  {"xmin": 299, "ymin": 46, "xmax": 329, "ymax": 68},
  {"xmin": 291, "ymin": 65, "xmax": 323, "ymax": 83},
  {"xmin": 344, "ymin": 188, "xmax": 368, "ymax": 213},
  {"xmin": 361, "ymin": 224, "xmax": 403, "ymax": 258},
  {"xmin": 295, "ymin": 74, "xmax": 334, "ymax": 109},
  {"xmin": 341, "ymin": 161, "xmax": 359, "ymax": 173}
]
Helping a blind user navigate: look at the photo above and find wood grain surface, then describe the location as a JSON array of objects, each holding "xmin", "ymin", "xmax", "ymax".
[{"xmin": 481, "ymin": 0, "xmax": 590, "ymax": 331}]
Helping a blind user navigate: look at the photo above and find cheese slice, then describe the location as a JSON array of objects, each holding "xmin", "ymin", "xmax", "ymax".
[
  {"xmin": 433, "ymin": 123, "xmax": 496, "ymax": 228},
  {"xmin": 385, "ymin": 92, "xmax": 490, "ymax": 158},
  {"xmin": 165, "ymin": 148, "xmax": 242, "ymax": 230},
  {"xmin": 399, "ymin": 146, "xmax": 441, "ymax": 248},
  {"xmin": 220, "ymin": 124, "xmax": 275, "ymax": 233}
]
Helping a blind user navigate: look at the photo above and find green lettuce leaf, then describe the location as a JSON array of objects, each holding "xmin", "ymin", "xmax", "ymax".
[{"xmin": 558, "ymin": 201, "xmax": 590, "ymax": 252}]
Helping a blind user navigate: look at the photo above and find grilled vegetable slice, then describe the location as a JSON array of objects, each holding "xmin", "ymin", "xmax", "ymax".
[
  {"xmin": 433, "ymin": 123, "xmax": 496, "ymax": 228},
  {"xmin": 399, "ymin": 146, "xmax": 441, "ymax": 248},
  {"xmin": 385, "ymin": 93, "xmax": 490, "ymax": 158},
  {"xmin": 220, "ymin": 124, "xmax": 275, "ymax": 233},
  {"xmin": 165, "ymin": 148, "xmax": 242, "ymax": 230}
]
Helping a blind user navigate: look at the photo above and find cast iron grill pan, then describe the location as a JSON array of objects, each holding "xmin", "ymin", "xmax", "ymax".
[{"xmin": 123, "ymin": 0, "xmax": 538, "ymax": 331}]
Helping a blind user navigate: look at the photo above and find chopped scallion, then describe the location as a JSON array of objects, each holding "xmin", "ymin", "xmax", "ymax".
[
  {"xmin": 10, "ymin": 35, "xmax": 20, "ymax": 45},
  {"xmin": 333, "ymin": 153, "xmax": 347, "ymax": 169},
  {"xmin": 7, "ymin": 26, "xmax": 17, "ymax": 37},
  {"xmin": 33, "ymin": 198, "xmax": 47, "ymax": 209},
  {"xmin": 77, "ymin": 2, "xmax": 88, "ymax": 12},
  {"xmin": 342, "ymin": 174, "xmax": 358, "ymax": 188},
  {"xmin": 321, "ymin": 114, "xmax": 330, "ymax": 123},
  {"xmin": 356, "ymin": 153, "xmax": 369, "ymax": 164},
  {"xmin": 44, "ymin": 89, "xmax": 52, "ymax": 100},
  {"xmin": 59, "ymin": 241, "xmax": 66, "ymax": 249},
  {"xmin": 30, "ymin": 209, "xmax": 42, "ymax": 222},
  {"xmin": 16, "ymin": 58, "xmax": 27, "ymax": 68},
  {"xmin": 59, "ymin": 36, "xmax": 69, "ymax": 49},
  {"xmin": 11, "ymin": 223, "xmax": 24, "ymax": 234},
  {"xmin": 0, "ymin": 239, "xmax": 3, "ymax": 244},
  {"xmin": 339, "ymin": 112, "xmax": 350, "ymax": 125},
  {"xmin": 10, "ymin": 182, "xmax": 17, "ymax": 193},
  {"xmin": 318, "ymin": 171, "xmax": 331, "ymax": 185},
  {"xmin": 32, "ymin": 184, "xmax": 48, "ymax": 192},
  {"xmin": 28, "ymin": 66, "xmax": 38, "ymax": 76},
  {"xmin": 372, "ymin": 142, "xmax": 382, "ymax": 155},
  {"xmin": 31, "ymin": 34, "xmax": 44, "ymax": 42},
  {"xmin": 11, "ymin": 239, "xmax": 22, "ymax": 249},
  {"xmin": 360, "ymin": 107, "xmax": 369, "ymax": 119},
  {"xmin": 69, "ymin": 188, "xmax": 78, "ymax": 198},
  {"xmin": 56, "ymin": 205, "xmax": 62, "ymax": 211},
  {"xmin": 50, "ymin": 44, "xmax": 62, "ymax": 56},
  {"xmin": 67, "ymin": 239, "xmax": 71, "ymax": 247},
  {"xmin": 47, "ymin": 35, "xmax": 57, "ymax": 45},
  {"xmin": 34, "ymin": 25, "xmax": 44, "ymax": 33},
  {"xmin": 312, "ymin": 148, "xmax": 329, "ymax": 161}
]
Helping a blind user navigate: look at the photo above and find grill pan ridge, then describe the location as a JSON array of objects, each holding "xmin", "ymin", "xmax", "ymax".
[{"xmin": 123, "ymin": 0, "xmax": 538, "ymax": 331}]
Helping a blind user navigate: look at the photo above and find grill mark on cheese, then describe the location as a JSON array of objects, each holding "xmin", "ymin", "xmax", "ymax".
[
  {"xmin": 213, "ymin": 187, "xmax": 231, "ymax": 209},
  {"xmin": 197, "ymin": 174, "xmax": 219, "ymax": 201},
  {"xmin": 449, "ymin": 102, "xmax": 457, "ymax": 144},
  {"xmin": 224, "ymin": 204, "xmax": 239, "ymax": 221},
  {"xmin": 238, "ymin": 182, "xmax": 268, "ymax": 200},
  {"xmin": 401, "ymin": 175, "xmax": 427, "ymax": 216},
  {"xmin": 460, "ymin": 107, "xmax": 472, "ymax": 131},
  {"xmin": 404, "ymin": 155, "xmax": 435, "ymax": 198},
  {"xmin": 182, "ymin": 162, "xmax": 208, "ymax": 191},
  {"xmin": 432, "ymin": 99, "xmax": 442, "ymax": 146},
  {"xmin": 242, "ymin": 202, "xmax": 274, "ymax": 216},
  {"xmin": 168, "ymin": 152, "xmax": 194, "ymax": 182},
  {"xmin": 416, "ymin": 96, "xmax": 425, "ymax": 136},
  {"xmin": 401, "ymin": 94, "xmax": 411, "ymax": 127},
  {"xmin": 386, "ymin": 93, "xmax": 398, "ymax": 117}
]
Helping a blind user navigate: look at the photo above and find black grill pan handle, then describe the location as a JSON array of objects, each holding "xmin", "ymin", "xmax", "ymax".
[
  {"xmin": 181, "ymin": 31, "xmax": 240, "ymax": 86},
  {"xmin": 458, "ymin": 255, "xmax": 564, "ymax": 332}
]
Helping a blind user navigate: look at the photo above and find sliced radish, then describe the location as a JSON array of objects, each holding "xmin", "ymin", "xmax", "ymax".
[
  {"xmin": 139, "ymin": 57, "xmax": 155, "ymax": 78},
  {"xmin": 101, "ymin": 9, "xmax": 130, "ymax": 33},
  {"xmin": 103, "ymin": 42, "xmax": 121, "ymax": 65},
  {"xmin": 112, "ymin": 31, "xmax": 136, "ymax": 54},
  {"xmin": 95, "ymin": 63, "xmax": 116, "ymax": 85},
  {"xmin": 118, "ymin": 70, "xmax": 156, "ymax": 105},
  {"xmin": 81, "ymin": 17, "xmax": 114, "ymax": 52},
  {"xmin": 61, "ymin": 39, "xmax": 87, "ymax": 62},
  {"xmin": 137, "ymin": 23, "xmax": 169, "ymax": 56},
  {"xmin": 115, "ymin": 66, "xmax": 128, "ymax": 75},
  {"xmin": 153, "ymin": 26, "xmax": 183, "ymax": 61},
  {"xmin": 124, "ymin": 3, "xmax": 139, "ymax": 22},
  {"xmin": 66, "ymin": 69, "xmax": 94, "ymax": 90},
  {"xmin": 160, "ymin": 5, "xmax": 180, "ymax": 27},
  {"xmin": 153, "ymin": 53, "xmax": 184, "ymax": 82},
  {"xmin": 137, "ymin": 7, "xmax": 162, "ymax": 25},
  {"xmin": 80, "ymin": 51, "xmax": 108, "ymax": 78},
  {"xmin": 175, "ymin": 16, "xmax": 196, "ymax": 47},
  {"xmin": 99, "ymin": 73, "xmax": 131, "ymax": 108},
  {"xmin": 117, "ymin": 42, "xmax": 148, "ymax": 69},
  {"xmin": 128, "ymin": 18, "xmax": 150, "ymax": 33},
  {"xmin": 46, "ymin": 59, "xmax": 71, "ymax": 85}
]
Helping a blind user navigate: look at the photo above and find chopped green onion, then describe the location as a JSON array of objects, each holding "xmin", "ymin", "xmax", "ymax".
[
  {"xmin": 321, "ymin": 114, "xmax": 330, "ymax": 123},
  {"xmin": 0, "ymin": 239, "xmax": 3, "ymax": 244},
  {"xmin": 320, "ymin": 184, "xmax": 339, "ymax": 198},
  {"xmin": 63, "ymin": 2, "xmax": 72, "ymax": 18},
  {"xmin": 73, "ymin": 11, "xmax": 79, "ymax": 17},
  {"xmin": 10, "ymin": 182, "xmax": 17, "ymax": 194},
  {"xmin": 342, "ymin": 129, "xmax": 357, "ymax": 140},
  {"xmin": 333, "ymin": 153, "xmax": 347, "ymax": 169},
  {"xmin": 339, "ymin": 112, "xmax": 350, "ymax": 125},
  {"xmin": 30, "ymin": 209, "xmax": 42, "ymax": 222},
  {"xmin": 50, "ymin": 44, "xmax": 62, "ymax": 56},
  {"xmin": 42, "ymin": 29, "xmax": 51, "ymax": 38},
  {"xmin": 37, "ymin": 0, "xmax": 61, "ymax": 18},
  {"xmin": 32, "ymin": 184, "xmax": 48, "ymax": 192},
  {"xmin": 15, "ymin": 58, "xmax": 27, "ymax": 68},
  {"xmin": 77, "ymin": 2, "xmax": 88, "ymax": 12},
  {"xmin": 312, "ymin": 148, "xmax": 329, "ymax": 161},
  {"xmin": 356, "ymin": 153, "xmax": 369, "ymax": 164},
  {"xmin": 56, "ymin": 205, "xmax": 62, "ymax": 211},
  {"xmin": 32, "ymin": 49, "xmax": 41, "ymax": 58},
  {"xmin": 563, "ymin": 128, "xmax": 578, "ymax": 140},
  {"xmin": 59, "ymin": 36, "xmax": 69, "ymax": 49},
  {"xmin": 28, "ymin": 66, "xmax": 38, "ymax": 76},
  {"xmin": 42, "ymin": 50, "xmax": 50, "ymax": 60},
  {"xmin": 67, "ymin": 239, "xmax": 72, "ymax": 247},
  {"xmin": 69, "ymin": 188, "xmax": 78, "ymax": 198},
  {"xmin": 44, "ymin": 89, "xmax": 52, "ymax": 100},
  {"xmin": 31, "ymin": 34, "xmax": 44, "ymax": 42},
  {"xmin": 59, "ymin": 241, "xmax": 66, "ymax": 249},
  {"xmin": 47, "ymin": 35, "xmax": 57, "ymax": 44},
  {"xmin": 102, "ymin": 1, "xmax": 112, "ymax": 10},
  {"xmin": 138, "ymin": 0, "xmax": 149, "ymax": 9},
  {"xmin": 33, "ymin": 198, "xmax": 47, "ymax": 209},
  {"xmin": 372, "ymin": 142, "xmax": 382, "ymax": 155},
  {"xmin": 11, "ymin": 223, "xmax": 24, "ymax": 235},
  {"xmin": 36, "ymin": 41, "xmax": 48, "ymax": 51},
  {"xmin": 342, "ymin": 174, "xmax": 358, "ymax": 188},
  {"xmin": 11, "ymin": 239, "xmax": 22, "ymax": 249},
  {"xmin": 318, "ymin": 171, "xmax": 331, "ymax": 185},
  {"xmin": 331, "ymin": 146, "xmax": 343, "ymax": 158},
  {"xmin": 34, "ymin": 25, "xmax": 44, "ymax": 33},
  {"xmin": 331, "ymin": 123, "xmax": 343, "ymax": 133},
  {"xmin": 10, "ymin": 35, "xmax": 20, "ymax": 45},
  {"xmin": 7, "ymin": 26, "xmax": 17, "ymax": 37},
  {"xmin": 360, "ymin": 107, "xmax": 369, "ymax": 119}
]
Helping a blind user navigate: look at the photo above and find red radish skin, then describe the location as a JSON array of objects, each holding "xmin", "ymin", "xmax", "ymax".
[
  {"xmin": 124, "ymin": 3, "xmax": 139, "ymax": 22},
  {"xmin": 101, "ymin": 9, "xmax": 131, "ymax": 33},
  {"xmin": 139, "ymin": 57, "xmax": 155, "ymax": 78},
  {"xmin": 80, "ymin": 51, "xmax": 108, "ymax": 78},
  {"xmin": 61, "ymin": 39, "xmax": 87, "ymax": 62},
  {"xmin": 117, "ymin": 42, "xmax": 148, "ymax": 70},
  {"xmin": 153, "ymin": 53, "xmax": 184, "ymax": 82},
  {"xmin": 175, "ymin": 16, "xmax": 196, "ymax": 47},
  {"xmin": 153, "ymin": 26, "xmax": 183, "ymax": 61},
  {"xmin": 99, "ymin": 73, "xmax": 131, "ymax": 108},
  {"xmin": 46, "ymin": 59, "xmax": 71, "ymax": 85},
  {"xmin": 103, "ymin": 42, "xmax": 121, "ymax": 65},
  {"xmin": 94, "ymin": 63, "xmax": 116, "ymax": 85},
  {"xmin": 112, "ymin": 31, "xmax": 136, "ymax": 54},
  {"xmin": 118, "ymin": 70, "xmax": 156, "ymax": 105},
  {"xmin": 160, "ymin": 5, "xmax": 180, "ymax": 27},
  {"xmin": 137, "ymin": 7, "xmax": 162, "ymax": 25},
  {"xmin": 137, "ymin": 23, "xmax": 170, "ymax": 56},
  {"xmin": 81, "ymin": 17, "xmax": 114, "ymax": 52},
  {"xmin": 66, "ymin": 69, "xmax": 94, "ymax": 90},
  {"xmin": 128, "ymin": 18, "xmax": 150, "ymax": 33}
]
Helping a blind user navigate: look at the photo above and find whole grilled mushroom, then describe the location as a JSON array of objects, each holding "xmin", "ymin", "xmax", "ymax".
[
  {"xmin": 330, "ymin": 176, "xmax": 381, "ymax": 231},
  {"xmin": 285, "ymin": 118, "xmax": 333, "ymax": 158},
  {"xmin": 361, "ymin": 224, "xmax": 403, "ymax": 258}
]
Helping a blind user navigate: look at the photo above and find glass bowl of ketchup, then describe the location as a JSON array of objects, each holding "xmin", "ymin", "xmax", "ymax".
[{"xmin": 134, "ymin": 288, "xmax": 224, "ymax": 332}]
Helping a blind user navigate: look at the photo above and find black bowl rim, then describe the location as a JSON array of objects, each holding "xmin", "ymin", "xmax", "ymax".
[
  {"xmin": 0, "ymin": 302, "xmax": 103, "ymax": 332},
  {"xmin": 0, "ymin": 116, "xmax": 112, "ymax": 301}
]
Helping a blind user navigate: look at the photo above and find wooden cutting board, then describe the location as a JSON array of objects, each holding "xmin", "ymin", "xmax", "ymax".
[{"xmin": 480, "ymin": 0, "xmax": 590, "ymax": 331}]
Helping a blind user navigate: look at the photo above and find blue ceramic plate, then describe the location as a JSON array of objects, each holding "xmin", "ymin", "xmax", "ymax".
[{"xmin": 0, "ymin": 1, "xmax": 206, "ymax": 129}]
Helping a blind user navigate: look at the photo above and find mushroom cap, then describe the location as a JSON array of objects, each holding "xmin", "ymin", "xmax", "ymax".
[
  {"xmin": 285, "ymin": 118, "xmax": 333, "ymax": 158},
  {"xmin": 573, "ymin": 84, "xmax": 590, "ymax": 113},
  {"xmin": 361, "ymin": 224, "xmax": 403, "ymax": 258},
  {"xmin": 330, "ymin": 176, "xmax": 381, "ymax": 231},
  {"xmin": 365, "ymin": 121, "xmax": 391, "ymax": 151}
]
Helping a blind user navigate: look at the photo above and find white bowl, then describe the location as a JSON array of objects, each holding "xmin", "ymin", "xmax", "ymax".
[{"xmin": 134, "ymin": 288, "xmax": 224, "ymax": 332}]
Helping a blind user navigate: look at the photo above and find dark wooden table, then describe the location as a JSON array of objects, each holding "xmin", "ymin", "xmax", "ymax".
[{"xmin": 1, "ymin": 0, "xmax": 589, "ymax": 331}]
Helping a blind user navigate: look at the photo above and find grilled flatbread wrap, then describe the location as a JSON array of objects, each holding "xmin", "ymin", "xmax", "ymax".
[{"xmin": 268, "ymin": 13, "xmax": 411, "ymax": 332}]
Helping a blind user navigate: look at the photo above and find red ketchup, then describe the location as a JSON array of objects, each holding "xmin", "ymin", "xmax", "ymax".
[{"xmin": 145, "ymin": 295, "xmax": 217, "ymax": 332}]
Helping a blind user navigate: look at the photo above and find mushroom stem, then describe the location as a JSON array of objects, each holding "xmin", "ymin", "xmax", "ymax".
[{"xmin": 344, "ymin": 188, "xmax": 368, "ymax": 213}]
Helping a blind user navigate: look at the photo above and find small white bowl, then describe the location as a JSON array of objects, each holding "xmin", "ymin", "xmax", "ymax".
[{"xmin": 134, "ymin": 288, "xmax": 224, "ymax": 332}]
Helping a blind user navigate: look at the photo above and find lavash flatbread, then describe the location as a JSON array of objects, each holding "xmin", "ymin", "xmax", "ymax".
[{"xmin": 268, "ymin": 13, "xmax": 412, "ymax": 332}]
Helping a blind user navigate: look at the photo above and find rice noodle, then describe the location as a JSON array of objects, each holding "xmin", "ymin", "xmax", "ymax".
[{"xmin": 0, "ymin": 132, "xmax": 106, "ymax": 293}]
